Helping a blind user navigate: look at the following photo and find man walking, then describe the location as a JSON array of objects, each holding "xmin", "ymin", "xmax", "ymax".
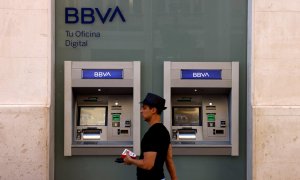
[{"xmin": 124, "ymin": 93, "xmax": 177, "ymax": 180}]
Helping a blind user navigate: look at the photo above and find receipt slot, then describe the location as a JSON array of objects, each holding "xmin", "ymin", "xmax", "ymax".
[
  {"xmin": 164, "ymin": 62, "xmax": 239, "ymax": 156},
  {"xmin": 64, "ymin": 61, "xmax": 140, "ymax": 156}
]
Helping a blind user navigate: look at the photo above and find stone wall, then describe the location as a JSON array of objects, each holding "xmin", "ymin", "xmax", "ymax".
[
  {"xmin": 252, "ymin": 0, "xmax": 300, "ymax": 179},
  {"xmin": 0, "ymin": 0, "xmax": 53, "ymax": 179}
]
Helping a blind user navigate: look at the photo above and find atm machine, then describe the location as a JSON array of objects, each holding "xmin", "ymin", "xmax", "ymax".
[
  {"xmin": 64, "ymin": 61, "xmax": 140, "ymax": 156},
  {"xmin": 164, "ymin": 61, "xmax": 239, "ymax": 156}
]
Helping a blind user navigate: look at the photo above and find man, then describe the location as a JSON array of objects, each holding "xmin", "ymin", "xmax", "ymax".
[{"xmin": 124, "ymin": 93, "xmax": 177, "ymax": 180}]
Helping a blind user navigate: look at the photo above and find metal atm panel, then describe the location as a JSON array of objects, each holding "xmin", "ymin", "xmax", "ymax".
[
  {"xmin": 164, "ymin": 61, "xmax": 239, "ymax": 156},
  {"xmin": 64, "ymin": 61, "xmax": 141, "ymax": 156}
]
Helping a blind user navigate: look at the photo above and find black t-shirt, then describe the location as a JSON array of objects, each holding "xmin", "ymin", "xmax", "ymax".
[{"xmin": 137, "ymin": 123, "xmax": 170, "ymax": 180}]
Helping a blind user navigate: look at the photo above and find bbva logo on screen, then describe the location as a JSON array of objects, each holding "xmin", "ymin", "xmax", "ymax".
[
  {"xmin": 94, "ymin": 72, "xmax": 111, "ymax": 77},
  {"xmin": 65, "ymin": 6, "xmax": 126, "ymax": 24},
  {"xmin": 193, "ymin": 72, "xmax": 210, "ymax": 78}
]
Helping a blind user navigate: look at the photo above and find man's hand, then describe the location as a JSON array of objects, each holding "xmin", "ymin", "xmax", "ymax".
[
  {"xmin": 123, "ymin": 153, "xmax": 133, "ymax": 165},
  {"xmin": 123, "ymin": 151, "xmax": 156, "ymax": 170}
]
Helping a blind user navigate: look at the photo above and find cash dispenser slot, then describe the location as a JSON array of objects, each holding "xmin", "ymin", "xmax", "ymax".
[
  {"xmin": 82, "ymin": 129, "xmax": 102, "ymax": 140},
  {"xmin": 177, "ymin": 129, "xmax": 197, "ymax": 140},
  {"xmin": 118, "ymin": 129, "xmax": 129, "ymax": 135}
]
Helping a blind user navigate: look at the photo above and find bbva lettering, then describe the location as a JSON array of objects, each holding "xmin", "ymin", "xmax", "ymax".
[
  {"xmin": 94, "ymin": 72, "xmax": 111, "ymax": 77},
  {"xmin": 65, "ymin": 6, "xmax": 126, "ymax": 24},
  {"xmin": 193, "ymin": 72, "xmax": 210, "ymax": 78}
]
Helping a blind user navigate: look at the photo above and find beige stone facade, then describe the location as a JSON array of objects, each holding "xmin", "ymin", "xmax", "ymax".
[
  {"xmin": 0, "ymin": 0, "xmax": 54, "ymax": 179},
  {"xmin": 252, "ymin": 0, "xmax": 300, "ymax": 179}
]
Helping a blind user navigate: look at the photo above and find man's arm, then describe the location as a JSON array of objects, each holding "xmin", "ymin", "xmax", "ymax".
[
  {"xmin": 166, "ymin": 144, "xmax": 177, "ymax": 180},
  {"xmin": 124, "ymin": 151, "xmax": 157, "ymax": 170}
]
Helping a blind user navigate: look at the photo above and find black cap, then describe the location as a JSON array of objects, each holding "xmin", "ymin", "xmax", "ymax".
[{"xmin": 140, "ymin": 93, "xmax": 167, "ymax": 111}]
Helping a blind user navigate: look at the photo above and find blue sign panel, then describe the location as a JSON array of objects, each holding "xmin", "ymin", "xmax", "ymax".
[
  {"xmin": 181, "ymin": 69, "xmax": 222, "ymax": 79},
  {"xmin": 82, "ymin": 69, "xmax": 123, "ymax": 79}
]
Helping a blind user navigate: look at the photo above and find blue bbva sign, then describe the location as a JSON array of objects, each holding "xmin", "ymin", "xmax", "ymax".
[
  {"xmin": 65, "ymin": 6, "xmax": 126, "ymax": 24},
  {"xmin": 181, "ymin": 69, "xmax": 222, "ymax": 79},
  {"xmin": 82, "ymin": 69, "xmax": 123, "ymax": 79}
]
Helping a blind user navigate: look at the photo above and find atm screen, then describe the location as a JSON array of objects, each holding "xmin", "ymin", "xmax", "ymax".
[
  {"xmin": 78, "ymin": 107, "xmax": 107, "ymax": 126},
  {"xmin": 172, "ymin": 107, "xmax": 201, "ymax": 126}
]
